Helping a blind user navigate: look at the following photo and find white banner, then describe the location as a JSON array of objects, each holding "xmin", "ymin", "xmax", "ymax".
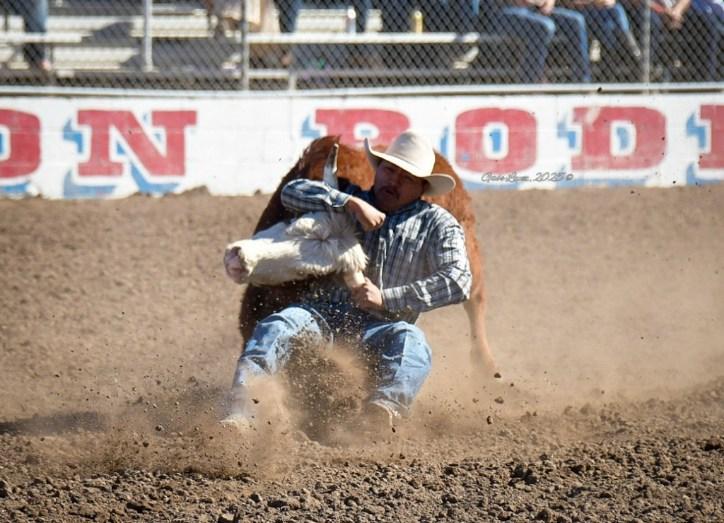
[{"xmin": 0, "ymin": 93, "xmax": 721, "ymax": 198}]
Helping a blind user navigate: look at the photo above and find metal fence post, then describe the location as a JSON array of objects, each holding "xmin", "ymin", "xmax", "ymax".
[
  {"xmin": 641, "ymin": 0, "xmax": 651, "ymax": 84},
  {"xmin": 240, "ymin": 0, "xmax": 250, "ymax": 90},
  {"xmin": 143, "ymin": 0, "xmax": 153, "ymax": 72}
]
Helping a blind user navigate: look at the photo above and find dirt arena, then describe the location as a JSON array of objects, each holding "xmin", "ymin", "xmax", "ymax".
[{"xmin": 1, "ymin": 183, "xmax": 722, "ymax": 522}]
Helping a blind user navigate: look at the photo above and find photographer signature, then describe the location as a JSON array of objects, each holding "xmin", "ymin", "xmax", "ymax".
[{"xmin": 481, "ymin": 172, "xmax": 575, "ymax": 183}]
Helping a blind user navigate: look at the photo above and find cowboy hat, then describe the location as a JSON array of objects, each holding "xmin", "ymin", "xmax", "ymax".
[{"xmin": 364, "ymin": 131, "xmax": 456, "ymax": 197}]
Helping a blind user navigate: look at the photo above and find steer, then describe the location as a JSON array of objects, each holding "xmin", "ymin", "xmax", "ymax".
[
  {"xmin": 224, "ymin": 144, "xmax": 367, "ymax": 289},
  {"xmin": 236, "ymin": 136, "xmax": 496, "ymax": 373},
  {"xmin": 224, "ymin": 210, "xmax": 366, "ymax": 288}
]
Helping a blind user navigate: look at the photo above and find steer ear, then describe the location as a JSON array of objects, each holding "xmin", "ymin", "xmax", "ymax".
[{"xmin": 322, "ymin": 143, "xmax": 340, "ymax": 189}]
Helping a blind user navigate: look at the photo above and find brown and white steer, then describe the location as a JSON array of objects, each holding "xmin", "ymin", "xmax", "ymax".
[{"xmin": 234, "ymin": 136, "xmax": 496, "ymax": 373}]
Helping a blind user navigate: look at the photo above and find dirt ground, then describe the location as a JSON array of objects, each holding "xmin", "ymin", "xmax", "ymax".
[{"xmin": 0, "ymin": 184, "xmax": 722, "ymax": 522}]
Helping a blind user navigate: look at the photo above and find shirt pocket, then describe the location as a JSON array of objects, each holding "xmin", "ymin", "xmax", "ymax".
[{"xmin": 396, "ymin": 226, "xmax": 425, "ymax": 266}]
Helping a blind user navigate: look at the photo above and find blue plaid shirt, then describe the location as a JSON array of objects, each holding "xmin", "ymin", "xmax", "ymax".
[{"xmin": 281, "ymin": 179, "xmax": 472, "ymax": 324}]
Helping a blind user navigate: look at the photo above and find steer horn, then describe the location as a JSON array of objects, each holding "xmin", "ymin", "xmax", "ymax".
[{"xmin": 323, "ymin": 143, "xmax": 340, "ymax": 189}]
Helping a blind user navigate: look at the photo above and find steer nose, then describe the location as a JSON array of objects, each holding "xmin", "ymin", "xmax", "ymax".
[{"xmin": 224, "ymin": 246, "xmax": 250, "ymax": 284}]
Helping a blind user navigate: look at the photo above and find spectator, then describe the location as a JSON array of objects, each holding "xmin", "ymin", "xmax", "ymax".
[
  {"xmin": 421, "ymin": 0, "xmax": 481, "ymax": 32},
  {"xmin": 624, "ymin": 0, "xmax": 722, "ymax": 81},
  {"xmin": 275, "ymin": 0, "xmax": 371, "ymax": 33},
  {"xmin": 418, "ymin": 1, "xmax": 483, "ymax": 68},
  {"xmin": 5, "ymin": 0, "xmax": 49, "ymax": 71},
  {"xmin": 205, "ymin": 0, "xmax": 373, "ymax": 68},
  {"xmin": 692, "ymin": 0, "xmax": 723, "ymax": 80},
  {"xmin": 563, "ymin": 0, "xmax": 642, "ymax": 78},
  {"xmin": 486, "ymin": 0, "xmax": 591, "ymax": 83},
  {"xmin": 205, "ymin": 0, "xmax": 280, "ymax": 33}
]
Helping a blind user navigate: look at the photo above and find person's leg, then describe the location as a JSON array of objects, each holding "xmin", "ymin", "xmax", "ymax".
[
  {"xmin": 550, "ymin": 7, "xmax": 591, "ymax": 82},
  {"xmin": 579, "ymin": 5, "xmax": 611, "ymax": 47},
  {"xmin": 19, "ymin": 0, "xmax": 48, "ymax": 68},
  {"xmin": 709, "ymin": 21, "xmax": 723, "ymax": 81},
  {"xmin": 688, "ymin": 0, "xmax": 723, "ymax": 81},
  {"xmin": 582, "ymin": 4, "xmax": 640, "ymax": 79},
  {"xmin": 609, "ymin": 3, "xmax": 641, "ymax": 62},
  {"xmin": 275, "ymin": 0, "xmax": 302, "ymax": 32},
  {"xmin": 361, "ymin": 321, "xmax": 432, "ymax": 418},
  {"xmin": 609, "ymin": 3, "xmax": 632, "ymax": 34},
  {"xmin": 419, "ymin": 0, "xmax": 476, "ymax": 32},
  {"xmin": 351, "ymin": 0, "xmax": 371, "ymax": 32},
  {"xmin": 456, "ymin": 0, "xmax": 481, "ymax": 32},
  {"xmin": 227, "ymin": 305, "xmax": 331, "ymax": 419},
  {"xmin": 495, "ymin": 7, "xmax": 556, "ymax": 83}
]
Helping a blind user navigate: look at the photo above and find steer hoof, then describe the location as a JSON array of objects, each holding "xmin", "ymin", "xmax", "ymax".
[{"xmin": 470, "ymin": 349, "xmax": 499, "ymax": 380}]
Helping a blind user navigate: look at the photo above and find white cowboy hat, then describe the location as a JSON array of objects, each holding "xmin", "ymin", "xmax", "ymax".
[{"xmin": 364, "ymin": 131, "xmax": 456, "ymax": 197}]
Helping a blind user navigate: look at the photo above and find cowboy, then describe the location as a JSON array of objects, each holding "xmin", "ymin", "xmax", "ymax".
[{"xmin": 222, "ymin": 131, "xmax": 472, "ymax": 433}]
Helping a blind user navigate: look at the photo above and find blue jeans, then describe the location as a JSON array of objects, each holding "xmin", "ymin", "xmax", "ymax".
[
  {"xmin": 230, "ymin": 302, "xmax": 432, "ymax": 417},
  {"xmin": 6, "ymin": 0, "xmax": 47, "ymax": 66},
  {"xmin": 626, "ymin": 0, "xmax": 722, "ymax": 81},
  {"xmin": 275, "ymin": 0, "xmax": 371, "ymax": 32},
  {"xmin": 420, "ymin": 0, "xmax": 481, "ymax": 32},
  {"xmin": 579, "ymin": 3, "xmax": 631, "ymax": 50},
  {"xmin": 493, "ymin": 6, "xmax": 590, "ymax": 83}
]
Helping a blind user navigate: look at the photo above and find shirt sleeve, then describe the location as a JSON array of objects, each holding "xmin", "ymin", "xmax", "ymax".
[
  {"xmin": 380, "ymin": 211, "xmax": 472, "ymax": 313},
  {"xmin": 281, "ymin": 179, "xmax": 355, "ymax": 214}
]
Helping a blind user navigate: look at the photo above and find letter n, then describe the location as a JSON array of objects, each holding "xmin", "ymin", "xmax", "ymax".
[{"xmin": 77, "ymin": 110, "xmax": 197, "ymax": 177}]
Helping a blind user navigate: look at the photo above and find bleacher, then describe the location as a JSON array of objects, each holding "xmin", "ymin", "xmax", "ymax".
[
  {"xmin": 0, "ymin": 0, "xmax": 547, "ymax": 90},
  {"xmin": 0, "ymin": 1, "xmax": 684, "ymax": 91}
]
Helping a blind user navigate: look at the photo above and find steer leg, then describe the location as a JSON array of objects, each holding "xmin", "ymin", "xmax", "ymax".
[{"xmin": 464, "ymin": 280, "xmax": 497, "ymax": 378}]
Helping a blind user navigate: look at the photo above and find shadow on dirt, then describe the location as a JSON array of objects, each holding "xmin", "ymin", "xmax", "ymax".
[{"xmin": 0, "ymin": 411, "xmax": 108, "ymax": 436}]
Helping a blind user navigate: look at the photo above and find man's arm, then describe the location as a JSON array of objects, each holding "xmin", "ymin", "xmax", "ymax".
[
  {"xmin": 282, "ymin": 179, "xmax": 386, "ymax": 230},
  {"xmin": 281, "ymin": 179, "xmax": 353, "ymax": 213},
  {"xmin": 380, "ymin": 214, "xmax": 472, "ymax": 313}
]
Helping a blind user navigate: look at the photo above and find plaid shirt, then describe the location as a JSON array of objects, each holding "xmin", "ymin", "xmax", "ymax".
[{"xmin": 281, "ymin": 179, "xmax": 472, "ymax": 324}]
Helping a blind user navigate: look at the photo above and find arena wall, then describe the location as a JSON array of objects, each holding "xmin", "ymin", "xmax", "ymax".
[{"xmin": 0, "ymin": 92, "xmax": 721, "ymax": 199}]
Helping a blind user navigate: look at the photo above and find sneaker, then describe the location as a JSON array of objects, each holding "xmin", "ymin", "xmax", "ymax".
[{"xmin": 452, "ymin": 47, "xmax": 479, "ymax": 70}]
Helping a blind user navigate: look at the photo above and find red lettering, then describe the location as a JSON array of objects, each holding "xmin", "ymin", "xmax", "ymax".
[
  {"xmin": 699, "ymin": 105, "xmax": 723, "ymax": 169},
  {"xmin": 0, "ymin": 109, "xmax": 40, "ymax": 179},
  {"xmin": 571, "ymin": 107, "xmax": 665, "ymax": 170},
  {"xmin": 77, "ymin": 110, "xmax": 196, "ymax": 177},
  {"xmin": 455, "ymin": 109, "xmax": 537, "ymax": 173},
  {"xmin": 314, "ymin": 109, "xmax": 409, "ymax": 147}
]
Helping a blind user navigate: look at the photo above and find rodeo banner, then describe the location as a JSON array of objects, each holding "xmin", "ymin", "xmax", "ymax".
[{"xmin": 0, "ymin": 93, "xmax": 722, "ymax": 199}]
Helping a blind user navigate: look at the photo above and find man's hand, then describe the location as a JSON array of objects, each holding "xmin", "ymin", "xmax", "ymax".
[
  {"xmin": 539, "ymin": 0, "xmax": 556, "ymax": 15},
  {"xmin": 351, "ymin": 278, "xmax": 384, "ymax": 311},
  {"xmin": 345, "ymin": 196, "xmax": 386, "ymax": 231},
  {"xmin": 663, "ymin": 6, "xmax": 684, "ymax": 28}
]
